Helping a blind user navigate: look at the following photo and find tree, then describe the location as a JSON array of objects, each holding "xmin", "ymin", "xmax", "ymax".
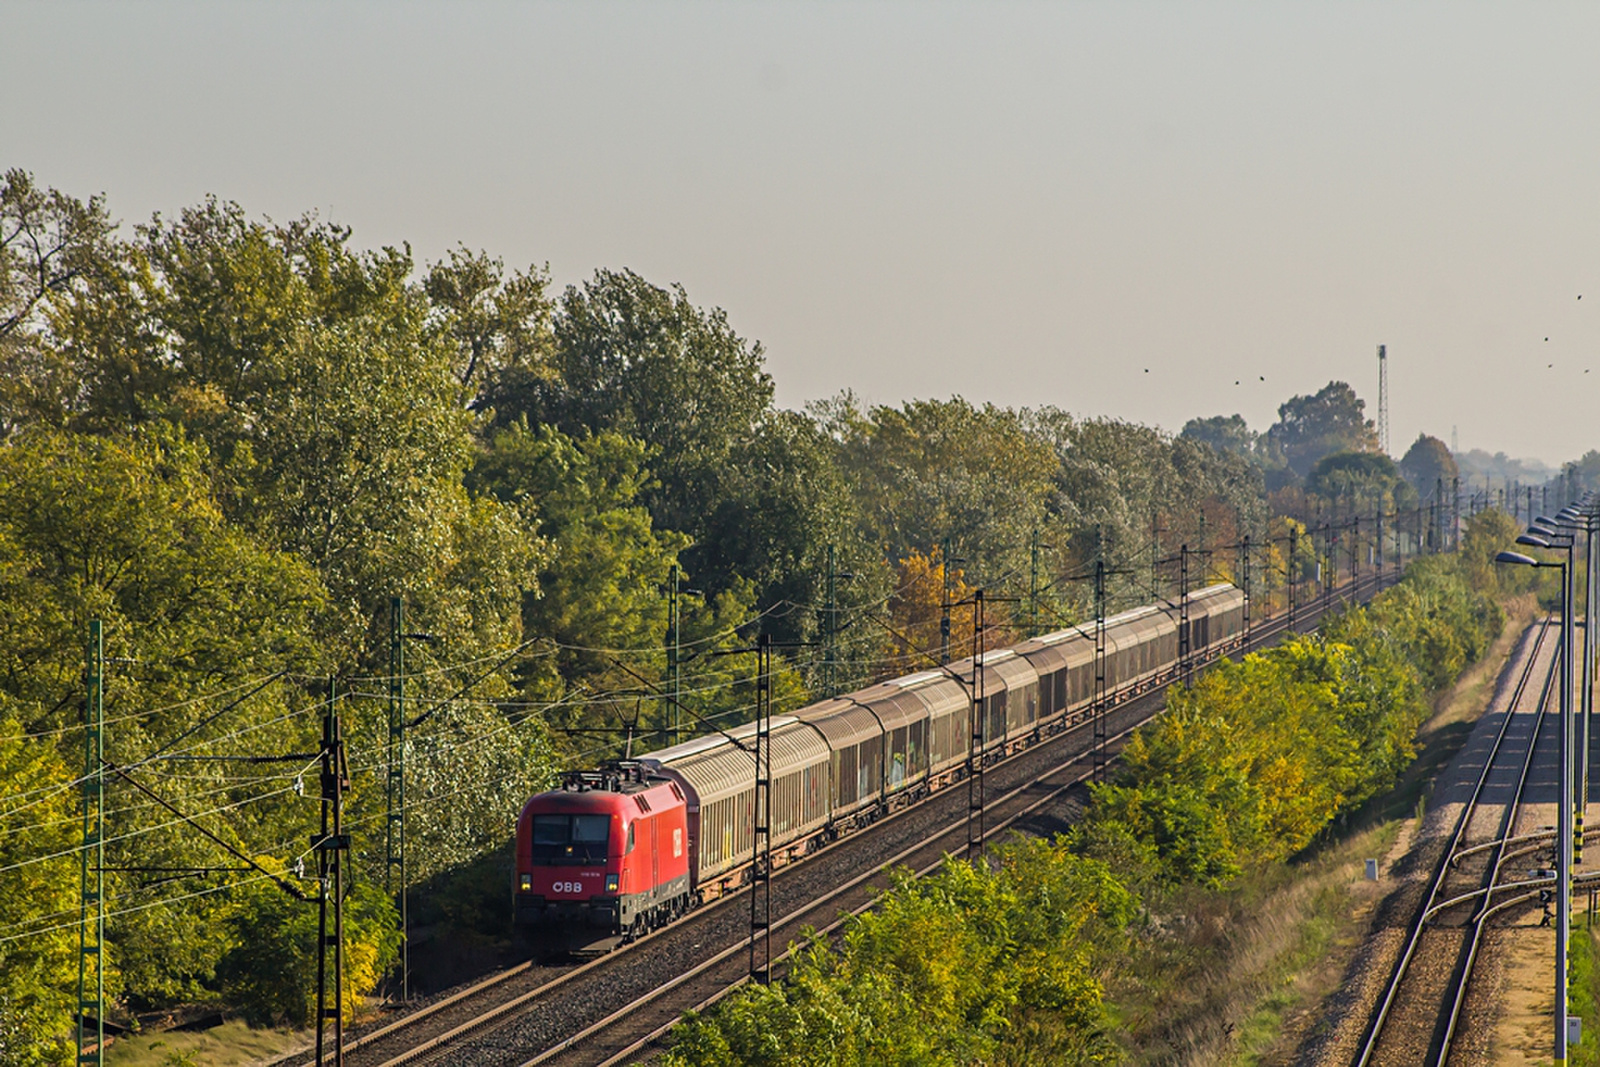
[
  {"xmin": 216, "ymin": 865, "xmax": 399, "ymax": 1026},
  {"xmin": 1568, "ymin": 449, "xmax": 1600, "ymax": 495},
  {"xmin": 490, "ymin": 269, "xmax": 774, "ymax": 562},
  {"xmin": 0, "ymin": 697, "xmax": 78, "ymax": 1067},
  {"xmin": 0, "ymin": 426, "xmax": 327, "ymax": 1006},
  {"xmin": 1398, "ymin": 434, "xmax": 1458, "ymax": 499},
  {"xmin": 1305, "ymin": 450, "xmax": 1404, "ymax": 510},
  {"xmin": 469, "ymin": 420, "xmax": 687, "ymax": 718},
  {"xmin": 696, "ymin": 409, "xmax": 892, "ymax": 654},
  {"xmin": 663, "ymin": 840, "xmax": 1133, "ymax": 1067},
  {"xmin": 0, "ymin": 169, "xmax": 118, "ymax": 440},
  {"xmin": 39, "ymin": 198, "xmax": 549, "ymax": 666},
  {"xmin": 1031, "ymin": 411, "xmax": 1265, "ymax": 611},
  {"xmin": 1265, "ymin": 381, "xmax": 1378, "ymax": 479},
  {"xmin": 820, "ymin": 394, "xmax": 1058, "ymax": 589},
  {"xmin": 884, "ymin": 549, "xmax": 986, "ymax": 668},
  {"xmin": 423, "ymin": 245, "xmax": 554, "ymax": 404},
  {"xmin": 1180, "ymin": 414, "xmax": 1257, "ymax": 460}
]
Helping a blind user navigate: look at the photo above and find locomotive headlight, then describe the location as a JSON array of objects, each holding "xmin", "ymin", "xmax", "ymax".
[
  {"xmin": 605, "ymin": 873, "xmax": 619, "ymax": 893},
  {"xmin": 519, "ymin": 873, "xmax": 532, "ymax": 891}
]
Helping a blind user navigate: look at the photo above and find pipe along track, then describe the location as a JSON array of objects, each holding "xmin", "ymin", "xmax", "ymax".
[{"xmin": 280, "ymin": 571, "xmax": 1394, "ymax": 1067}]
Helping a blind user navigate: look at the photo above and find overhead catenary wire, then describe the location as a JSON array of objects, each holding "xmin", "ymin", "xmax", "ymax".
[
  {"xmin": 0, "ymin": 774, "xmax": 311, "ymax": 878},
  {"xmin": 1, "ymin": 670, "xmax": 294, "ymax": 743},
  {"xmin": 0, "ymin": 694, "xmax": 329, "ymax": 824},
  {"xmin": 0, "ymin": 838, "xmax": 322, "ymax": 946}
]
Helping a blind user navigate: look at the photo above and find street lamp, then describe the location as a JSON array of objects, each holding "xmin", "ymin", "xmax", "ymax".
[
  {"xmin": 1498, "ymin": 542, "xmax": 1577, "ymax": 1062},
  {"xmin": 1533, "ymin": 507, "xmax": 1600, "ymax": 841},
  {"xmin": 1548, "ymin": 502, "xmax": 1600, "ymax": 825}
]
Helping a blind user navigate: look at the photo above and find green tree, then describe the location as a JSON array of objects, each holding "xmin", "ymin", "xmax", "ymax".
[
  {"xmin": 216, "ymin": 865, "xmax": 399, "ymax": 1027},
  {"xmin": 0, "ymin": 168, "xmax": 118, "ymax": 441},
  {"xmin": 491, "ymin": 268, "xmax": 774, "ymax": 575},
  {"xmin": 422, "ymin": 245, "xmax": 554, "ymax": 405},
  {"xmin": 1398, "ymin": 433, "xmax": 1458, "ymax": 499},
  {"xmin": 1306, "ymin": 449, "xmax": 1409, "ymax": 514},
  {"xmin": 1266, "ymin": 381, "xmax": 1379, "ymax": 479},
  {"xmin": 0, "ymin": 426, "xmax": 326, "ymax": 1006},
  {"xmin": 1030, "ymin": 411, "xmax": 1265, "ymax": 612},
  {"xmin": 664, "ymin": 839, "xmax": 1133, "ymax": 1066},
  {"xmin": 0, "ymin": 697, "xmax": 78, "ymax": 1067},
  {"xmin": 697, "ymin": 409, "xmax": 891, "ymax": 653},
  {"xmin": 38, "ymin": 197, "xmax": 547, "ymax": 665},
  {"xmin": 469, "ymin": 420, "xmax": 686, "ymax": 728},
  {"xmin": 1180, "ymin": 414, "xmax": 1257, "ymax": 460},
  {"xmin": 819, "ymin": 394, "xmax": 1058, "ymax": 589}
]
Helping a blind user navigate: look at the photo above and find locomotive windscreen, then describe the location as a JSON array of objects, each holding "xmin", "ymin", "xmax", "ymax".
[{"xmin": 530, "ymin": 814, "xmax": 611, "ymax": 863}]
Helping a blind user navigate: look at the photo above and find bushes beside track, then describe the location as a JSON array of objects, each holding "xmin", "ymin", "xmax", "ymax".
[
  {"xmin": 663, "ymin": 839, "xmax": 1135, "ymax": 1067},
  {"xmin": 661, "ymin": 538, "xmax": 1509, "ymax": 1065},
  {"xmin": 1078, "ymin": 546, "xmax": 1503, "ymax": 890}
]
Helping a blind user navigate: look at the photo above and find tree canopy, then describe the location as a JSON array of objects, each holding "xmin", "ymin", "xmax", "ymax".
[
  {"xmin": 1266, "ymin": 381, "xmax": 1378, "ymax": 479},
  {"xmin": 1398, "ymin": 433, "xmax": 1458, "ymax": 498}
]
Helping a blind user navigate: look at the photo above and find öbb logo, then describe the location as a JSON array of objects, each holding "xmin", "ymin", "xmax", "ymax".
[{"xmin": 551, "ymin": 881, "xmax": 585, "ymax": 894}]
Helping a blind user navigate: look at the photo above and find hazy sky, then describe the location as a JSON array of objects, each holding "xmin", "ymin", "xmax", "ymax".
[{"xmin": 6, "ymin": 2, "xmax": 1598, "ymax": 465}]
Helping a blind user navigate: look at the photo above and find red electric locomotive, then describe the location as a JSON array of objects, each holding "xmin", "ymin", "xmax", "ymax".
[{"xmin": 513, "ymin": 762, "xmax": 691, "ymax": 954}]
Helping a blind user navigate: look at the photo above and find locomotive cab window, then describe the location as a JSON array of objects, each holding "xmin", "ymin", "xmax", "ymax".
[
  {"xmin": 530, "ymin": 814, "xmax": 611, "ymax": 862},
  {"xmin": 627, "ymin": 821, "xmax": 636, "ymax": 853}
]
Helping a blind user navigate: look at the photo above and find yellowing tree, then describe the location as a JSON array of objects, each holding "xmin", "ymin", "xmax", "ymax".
[{"xmin": 884, "ymin": 550, "xmax": 1013, "ymax": 672}]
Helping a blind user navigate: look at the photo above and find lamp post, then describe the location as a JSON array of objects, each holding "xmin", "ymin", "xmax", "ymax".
[
  {"xmin": 1538, "ymin": 508, "xmax": 1596, "ymax": 831},
  {"xmin": 1499, "ymin": 538, "xmax": 1575, "ymax": 1063},
  {"xmin": 1548, "ymin": 502, "xmax": 1600, "ymax": 820}
]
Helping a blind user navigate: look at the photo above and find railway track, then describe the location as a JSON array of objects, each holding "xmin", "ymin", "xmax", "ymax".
[
  {"xmin": 524, "ymin": 707, "xmax": 1154, "ymax": 1067},
  {"xmin": 1354, "ymin": 616, "xmax": 1560, "ymax": 1066},
  {"xmin": 279, "ymin": 570, "xmax": 1394, "ymax": 1067}
]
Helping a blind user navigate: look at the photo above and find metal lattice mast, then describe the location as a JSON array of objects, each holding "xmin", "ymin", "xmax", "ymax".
[
  {"xmin": 1375, "ymin": 503, "xmax": 1385, "ymax": 577},
  {"xmin": 1348, "ymin": 515, "xmax": 1359, "ymax": 604},
  {"xmin": 750, "ymin": 634, "xmax": 772, "ymax": 983},
  {"xmin": 1288, "ymin": 524, "xmax": 1299, "ymax": 628},
  {"xmin": 1377, "ymin": 344, "xmax": 1390, "ymax": 454},
  {"xmin": 76, "ymin": 619, "xmax": 105, "ymax": 1067},
  {"xmin": 1092, "ymin": 560, "xmax": 1108, "ymax": 780},
  {"xmin": 967, "ymin": 590, "xmax": 987, "ymax": 862},
  {"xmin": 385, "ymin": 598, "xmax": 408, "ymax": 1002},
  {"xmin": 1150, "ymin": 509, "xmax": 1160, "ymax": 600},
  {"xmin": 1324, "ymin": 521, "xmax": 1334, "ymax": 613},
  {"xmin": 1028, "ymin": 531, "xmax": 1040, "ymax": 638},
  {"xmin": 1452, "ymin": 477, "xmax": 1461, "ymax": 551},
  {"xmin": 1179, "ymin": 545, "xmax": 1192, "ymax": 686},
  {"xmin": 1240, "ymin": 534, "xmax": 1252, "ymax": 646},
  {"xmin": 823, "ymin": 545, "xmax": 838, "ymax": 698},
  {"xmin": 940, "ymin": 537, "xmax": 953, "ymax": 665},
  {"xmin": 315, "ymin": 678, "xmax": 349, "ymax": 1065},
  {"xmin": 668, "ymin": 563, "xmax": 682, "ymax": 744}
]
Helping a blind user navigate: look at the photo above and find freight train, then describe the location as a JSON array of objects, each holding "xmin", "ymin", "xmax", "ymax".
[{"xmin": 514, "ymin": 582, "xmax": 1246, "ymax": 947}]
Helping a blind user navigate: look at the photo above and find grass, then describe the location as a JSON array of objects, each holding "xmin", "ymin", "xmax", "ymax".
[
  {"xmin": 102, "ymin": 1020, "xmax": 308, "ymax": 1067},
  {"xmin": 1570, "ymin": 921, "xmax": 1600, "ymax": 1067},
  {"xmin": 1106, "ymin": 819, "xmax": 1402, "ymax": 1064}
]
